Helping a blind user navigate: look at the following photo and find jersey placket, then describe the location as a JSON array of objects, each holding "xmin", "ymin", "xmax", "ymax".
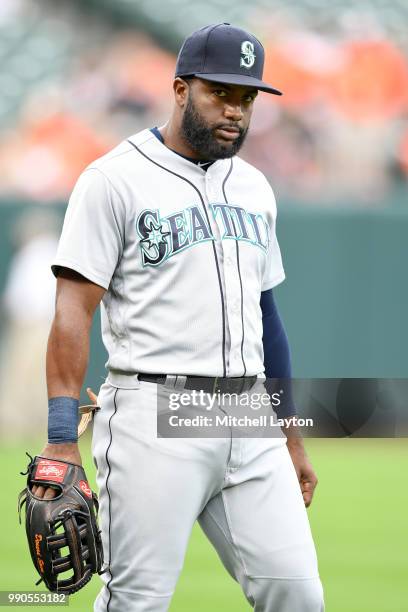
[
  {"xmin": 204, "ymin": 166, "xmax": 245, "ymax": 378},
  {"xmin": 200, "ymin": 170, "xmax": 231, "ymax": 376}
]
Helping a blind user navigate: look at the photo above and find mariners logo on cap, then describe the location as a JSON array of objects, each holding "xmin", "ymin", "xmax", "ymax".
[{"xmin": 240, "ymin": 41, "xmax": 256, "ymax": 69}]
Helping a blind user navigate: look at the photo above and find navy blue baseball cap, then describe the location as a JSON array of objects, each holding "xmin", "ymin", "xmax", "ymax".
[{"xmin": 175, "ymin": 23, "xmax": 282, "ymax": 96}]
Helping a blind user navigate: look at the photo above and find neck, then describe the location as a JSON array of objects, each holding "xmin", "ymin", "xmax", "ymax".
[{"xmin": 160, "ymin": 118, "xmax": 203, "ymax": 160}]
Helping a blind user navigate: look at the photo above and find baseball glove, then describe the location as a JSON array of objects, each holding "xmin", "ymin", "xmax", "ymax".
[{"xmin": 18, "ymin": 454, "xmax": 104, "ymax": 594}]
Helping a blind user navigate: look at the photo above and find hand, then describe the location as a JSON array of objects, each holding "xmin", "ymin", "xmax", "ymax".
[
  {"xmin": 287, "ymin": 440, "xmax": 318, "ymax": 508},
  {"xmin": 32, "ymin": 442, "xmax": 82, "ymax": 500}
]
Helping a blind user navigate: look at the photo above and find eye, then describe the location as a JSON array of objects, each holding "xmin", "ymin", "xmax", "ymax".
[
  {"xmin": 213, "ymin": 89, "xmax": 228, "ymax": 97},
  {"xmin": 243, "ymin": 93, "xmax": 257, "ymax": 103}
]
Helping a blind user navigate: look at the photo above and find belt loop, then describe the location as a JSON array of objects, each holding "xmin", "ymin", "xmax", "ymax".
[
  {"xmin": 165, "ymin": 375, "xmax": 187, "ymax": 391},
  {"xmin": 164, "ymin": 375, "xmax": 176, "ymax": 390},
  {"xmin": 174, "ymin": 375, "xmax": 187, "ymax": 391}
]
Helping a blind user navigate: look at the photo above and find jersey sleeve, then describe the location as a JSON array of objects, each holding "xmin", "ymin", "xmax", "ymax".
[
  {"xmin": 52, "ymin": 168, "xmax": 125, "ymax": 290},
  {"xmin": 261, "ymin": 184, "xmax": 285, "ymax": 291}
]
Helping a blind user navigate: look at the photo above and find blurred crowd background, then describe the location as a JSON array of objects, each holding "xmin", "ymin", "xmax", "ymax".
[
  {"xmin": 0, "ymin": 0, "xmax": 408, "ymax": 439},
  {"xmin": 1, "ymin": 0, "xmax": 408, "ymax": 204}
]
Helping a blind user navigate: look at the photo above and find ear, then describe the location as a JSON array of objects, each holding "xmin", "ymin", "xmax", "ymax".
[{"xmin": 173, "ymin": 77, "xmax": 190, "ymax": 108}]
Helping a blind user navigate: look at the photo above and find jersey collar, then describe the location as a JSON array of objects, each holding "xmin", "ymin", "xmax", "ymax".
[{"xmin": 129, "ymin": 129, "xmax": 231, "ymax": 179}]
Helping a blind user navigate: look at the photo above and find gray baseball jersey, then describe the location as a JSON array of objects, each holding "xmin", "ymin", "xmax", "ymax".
[{"xmin": 52, "ymin": 128, "xmax": 285, "ymax": 377}]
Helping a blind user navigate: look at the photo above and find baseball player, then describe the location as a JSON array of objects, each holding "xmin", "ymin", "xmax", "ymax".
[{"xmin": 33, "ymin": 23, "xmax": 324, "ymax": 611}]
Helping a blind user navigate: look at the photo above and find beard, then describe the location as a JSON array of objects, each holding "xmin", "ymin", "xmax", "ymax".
[{"xmin": 180, "ymin": 94, "xmax": 249, "ymax": 160}]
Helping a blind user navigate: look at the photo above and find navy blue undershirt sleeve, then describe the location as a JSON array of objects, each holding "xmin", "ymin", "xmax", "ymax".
[{"xmin": 261, "ymin": 288, "xmax": 297, "ymax": 417}]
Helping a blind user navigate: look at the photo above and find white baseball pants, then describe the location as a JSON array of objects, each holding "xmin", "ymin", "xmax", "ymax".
[{"xmin": 92, "ymin": 378, "xmax": 324, "ymax": 612}]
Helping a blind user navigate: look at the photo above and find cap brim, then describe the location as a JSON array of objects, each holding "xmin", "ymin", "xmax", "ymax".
[{"xmin": 192, "ymin": 72, "xmax": 282, "ymax": 95}]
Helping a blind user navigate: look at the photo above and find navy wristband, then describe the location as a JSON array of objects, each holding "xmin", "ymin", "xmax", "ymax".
[{"xmin": 48, "ymin": 396, "xmax": 79, "ymax": 444}]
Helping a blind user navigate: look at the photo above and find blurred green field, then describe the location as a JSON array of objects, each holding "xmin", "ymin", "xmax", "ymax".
[{"xmin": 2, "ymin": 439, "xmax": 407, "ymax": 611}]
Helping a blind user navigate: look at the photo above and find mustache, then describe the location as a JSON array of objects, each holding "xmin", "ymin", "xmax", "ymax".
[{"xmin": 214, "ymin": 123, "xmax": 245, "ymax": 134}]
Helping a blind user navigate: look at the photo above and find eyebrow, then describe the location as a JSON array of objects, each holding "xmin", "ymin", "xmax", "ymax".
[{"xmin": 207, "ymin": 81, "xmax": 258, "ymax": 96}]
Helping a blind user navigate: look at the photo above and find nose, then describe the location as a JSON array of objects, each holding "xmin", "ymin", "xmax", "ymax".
[{"xmin": 223, "ymin": 102, "xmax": 243, "ymax": 122}]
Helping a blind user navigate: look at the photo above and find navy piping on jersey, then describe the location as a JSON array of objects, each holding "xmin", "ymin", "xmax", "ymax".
[
  {"xmin": 105, "ymin": 388, "xmax": 119, "ymax": 612},
  {"xmin": 126, "ymin": 138, "xmax": 227, "ymax": 377},
  {"xmin": 221, "ymin": 159, "xmax": 247, "ymax": 377}
]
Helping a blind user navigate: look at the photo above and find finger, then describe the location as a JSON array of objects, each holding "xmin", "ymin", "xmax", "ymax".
[
  {"xmin": 33, "ymin": 485, "xmax": 45, "ymax": 498},
  {"xmin": 303, "ymin": 491, "xmax": 313, "ymax": 507},
  {"xmin": 301, "ymin": 478, "xmax": 317, "ymax": 492},
  {"xmin": 86, "ymin": 387, "xmax": 98, "ymax": 405},
  {"xmin": 303, "ymin": 485, "xmax": 315, "ymax": 502},
  {"xmin": 44, "ymin": 487, "xmax": 58, "ymax": 500},
  {"xmin": 301, "ymin": 481, "xmax": 317, "ymax": 507}
]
